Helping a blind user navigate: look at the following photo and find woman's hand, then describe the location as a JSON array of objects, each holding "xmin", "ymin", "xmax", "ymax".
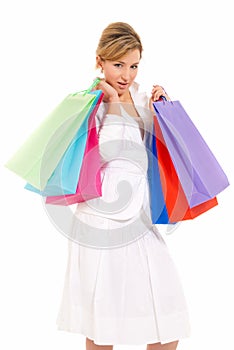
[
  {"xmin": 93, "ymin": 79, "xmax": 119, "ymax": 103},
  {"xmin": 93, "ymin": 78, "xmax": 121, "ymax": 115},
  {"xmin": 149, "ymin": 84, "xmax": 170, "ymax": 112}
]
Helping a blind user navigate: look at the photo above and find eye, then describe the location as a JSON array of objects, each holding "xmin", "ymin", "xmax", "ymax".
[
  {"xmin": 131, "ymin": 65, "xmax": 138, "ymax": 69},
  {"xmin": 114, "ymin": 63, "xmax": 122, "ymax": 68}
]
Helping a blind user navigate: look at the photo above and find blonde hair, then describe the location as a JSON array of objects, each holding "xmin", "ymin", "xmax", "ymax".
[{"xmin": 96, "ymin": 22, "xmax": 143, "ymax": 68}]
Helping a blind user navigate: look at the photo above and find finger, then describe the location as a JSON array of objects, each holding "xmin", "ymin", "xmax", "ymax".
[
  {"xmin": 152, "ymin": 84, "xmax": 165, "ymax": 91},
  {"xmin": 151, "ymin": 86, "xmax": 159, "ymax": 94},
  {"xmin": 152, "ymin": 90, "xmax": 163, "ymax": 101},
  {"xmin": 151, "ymin": 90, "xmax": 162, "ymax": 99},
  {"xmin": 151, "ymin": 84, "xmax": 161, "ymax": 91},
  {"xmin": 151, "ymin": 88, "xmax": 164, "ymax": 97}
]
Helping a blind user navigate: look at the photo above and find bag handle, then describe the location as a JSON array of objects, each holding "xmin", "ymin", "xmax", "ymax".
[
  {"xmin": 71, "ymin": 78, "xmax": 101, "ymax": 97},
  {"xmin": 83, "ymin": 78, "xmax": 101, "ymax": 95}
]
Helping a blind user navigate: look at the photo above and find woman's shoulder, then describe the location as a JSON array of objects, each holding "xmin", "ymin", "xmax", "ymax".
[{"xmin": 95, "ymin": 101, "xmax": 108, "ymax": 123}]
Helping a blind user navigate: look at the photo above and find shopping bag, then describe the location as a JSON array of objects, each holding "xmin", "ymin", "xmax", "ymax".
[
  {"xmin": 153, "ymin": 100, "xmax": 229, "ymax": 207},
  {"xmin": 154, "ymin": 117, "xmax": 218, "ymax": 223},
  {"xmin": 45, "ymin": 91, "xmax": 104, "ymax": 205},
  {"xmin": 24, "ymin": 90, "xmax": 103, "ymax": 196},
  {"xmin": 5, "ymin": 81, "xmax": 100, "ymax": 191},
  {"xmin": 146, "ymin": 125, "xmax": 169, "ymax": 224},
  {"xmin": 147, "ymin": 118, "xmax": 218, "ymax": 224}
]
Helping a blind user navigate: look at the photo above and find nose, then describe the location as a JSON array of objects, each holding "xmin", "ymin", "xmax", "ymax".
[{"xmin": 121, "ymin": 68, "xmax": 130, "ymax": 81}]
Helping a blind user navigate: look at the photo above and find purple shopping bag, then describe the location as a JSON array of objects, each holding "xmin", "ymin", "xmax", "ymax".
[{"xmin": 153, "ymin": 100, "xmax": 229, "ymax": 207}]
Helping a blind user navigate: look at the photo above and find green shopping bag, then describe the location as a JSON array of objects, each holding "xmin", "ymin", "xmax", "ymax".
[{"xmin": 5, "ymin": 80, "xmax": 100, "ymax": 191}]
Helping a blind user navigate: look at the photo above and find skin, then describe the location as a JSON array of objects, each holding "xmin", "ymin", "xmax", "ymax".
[
  {"xmin": 86, "ymin": 337, "xmax": 179, "ymax": 350},
  {"xmin": 94, "ymin": 49, "xmax": 170, "ymax": 116},
  {"xmin": 87, "ymin": 50, "xmax": 177, "ymax": 350}
]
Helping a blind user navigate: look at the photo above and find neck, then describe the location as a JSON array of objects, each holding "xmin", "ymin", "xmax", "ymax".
[{"xmin": 119, "ymin": 90, "xmax": 132, "ymax": 103}]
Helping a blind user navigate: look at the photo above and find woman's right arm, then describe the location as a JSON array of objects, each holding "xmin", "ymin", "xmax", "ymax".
[
  {"xmin": 93, "ymin": 79, "xmax": 121, "ymax": 116},
  {"xmin": 93, "ymin": 80, "xmax": 125, "ymax": 161}
]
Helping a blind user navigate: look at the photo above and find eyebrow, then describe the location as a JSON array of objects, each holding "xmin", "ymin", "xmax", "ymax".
[{"xmin": 116, "ymin": 61, "xmax": 140, "ymax": 65}]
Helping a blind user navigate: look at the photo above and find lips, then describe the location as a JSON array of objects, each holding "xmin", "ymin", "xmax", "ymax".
[{"xmin": 117, "ymin": 81, "xmax": 129, "ymax": 89}]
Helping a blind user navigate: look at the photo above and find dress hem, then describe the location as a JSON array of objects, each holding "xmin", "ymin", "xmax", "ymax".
[{"xmin": 56, "ymin": 323, "xmax": 191, "ymax": 346}]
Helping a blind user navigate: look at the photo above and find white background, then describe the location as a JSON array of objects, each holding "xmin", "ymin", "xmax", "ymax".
[{"xmin": 0, "ymin": 0, "xmax": 233, "ymax": 349}]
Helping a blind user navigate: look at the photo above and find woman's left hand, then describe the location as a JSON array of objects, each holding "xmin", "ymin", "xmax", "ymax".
[{"xmin": 149, "ymin": 85, "xmax": 170, "ymax": 112}]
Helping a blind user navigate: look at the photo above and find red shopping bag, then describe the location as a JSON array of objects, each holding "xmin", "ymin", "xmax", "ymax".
[{"xmin": 154, "ymin": 117, "xmax": 218, "ymax": 222}]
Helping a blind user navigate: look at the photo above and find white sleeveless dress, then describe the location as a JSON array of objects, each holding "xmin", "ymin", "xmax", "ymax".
[{"xmin": 56, "ymin": 83, "xmax": 191, "ymax": 345}]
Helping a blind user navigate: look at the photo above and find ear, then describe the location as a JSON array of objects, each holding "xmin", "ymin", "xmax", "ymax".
[{"xmin": 96, "ymin": 55, "xmax": 103, "ymax": 70}]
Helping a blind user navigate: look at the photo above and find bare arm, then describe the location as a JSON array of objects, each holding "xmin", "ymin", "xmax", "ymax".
[{"xmin": 93, "ymin": 79, "xmax": 121, "ymax": 116}]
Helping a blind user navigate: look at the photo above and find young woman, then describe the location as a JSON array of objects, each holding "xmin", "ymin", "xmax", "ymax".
[{"xmin": 56, "ymin": 22, "xmax": 191, "ymax": 350}]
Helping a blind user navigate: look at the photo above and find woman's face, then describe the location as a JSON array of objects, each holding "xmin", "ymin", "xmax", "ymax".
[{"xmin": 99, "ymin": 49, "xmax": 141, "ymax": 96}]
